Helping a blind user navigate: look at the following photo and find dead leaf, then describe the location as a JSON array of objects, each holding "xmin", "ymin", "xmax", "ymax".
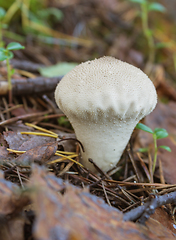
[
  {"xmin": 3, "ymin": 131, "xmax": 31, "ymax": 150},
  {"xmin": 0, "ymin": 146, "xmax": 14, "ymax": 161},
  {"xmin": 29, "ymin": 165, "xmax": 175, "ymax": 240},
  {"xmin": 0, "ymin": 216, "xmax": 25, "ymax": 240},
  {"xmin": 146, "ymin": 217, "xmax": 175, "ymax": 239},
  {"xmin": 0, "ymin": 133, "xmax": 8, "ymax": 147},
  {"xmin": 0, "ymin": 171, "xmax": 29, "ymax": 215},
  {"xmin": 3, "ymin": 130, "xmax": 57, "ymax": 152},
  {"xmin": 0, "ymin": 173, "xmax": 27, "ymax": 240},
  {"xmin": 15, "ymin": 142, "xmax": 58, "ymax": 165},
  {"xmin": 0, "ymin": 175, "xmax": 19, "ymax": 215},
  {"xmin": 150, "ymin": 208, "xmax": 176, "ymax": 235},
  {"xmin": 18, "ymin": 135, "xmax": 57, "ymax": 152}
]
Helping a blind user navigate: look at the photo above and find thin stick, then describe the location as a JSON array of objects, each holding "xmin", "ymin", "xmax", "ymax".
[
  {"xmin": 0, "ymin": 109, "xmax": 52, "ymax": 126},
  {"xmin": 159, "ymin": 158, "xmax": 165, "ymax": 184},
  {"xmin": 102, "ymin": 181, "xmax": 112, "ymax": 207}
]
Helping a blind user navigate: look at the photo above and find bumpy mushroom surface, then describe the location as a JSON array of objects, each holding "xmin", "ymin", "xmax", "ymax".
[{"xmin": 55, "ymin": 57, "xmax": 157, "ymax": 173}]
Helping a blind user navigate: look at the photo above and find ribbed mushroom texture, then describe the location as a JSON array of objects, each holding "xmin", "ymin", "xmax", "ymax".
[{"xmin": 55, "ymin": 56, "xmax": 157, "ymax": 173}]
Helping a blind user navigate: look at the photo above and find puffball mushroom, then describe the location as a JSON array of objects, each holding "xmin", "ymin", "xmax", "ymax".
[{"xmin": 55, "ymin": 57, "xmax": 157, "ymax": 173}]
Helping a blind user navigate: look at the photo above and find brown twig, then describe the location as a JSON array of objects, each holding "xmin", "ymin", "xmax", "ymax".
[
  {"xmin": 127, "ymin": 148, "xmax": 141, "ymax": 182},
  {"xmin": 88, "ymin": 158, "xmax": 111, "ymax": 179},
  {"xmin": 0, "ymin": 109, "xmax": 52, "ymax": 126},
  {"xmin": 123, "ymin": 191, "xmax": 176, "ymax": 224},
  {"xmin": 0, "ymin": 76, "xmax": 62, "ymax": 96}
]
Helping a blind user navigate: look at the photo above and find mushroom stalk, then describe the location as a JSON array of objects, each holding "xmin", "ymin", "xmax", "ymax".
[{"xmin": 72, "ymin": 118, "xmax": 138, "ymax": 172}]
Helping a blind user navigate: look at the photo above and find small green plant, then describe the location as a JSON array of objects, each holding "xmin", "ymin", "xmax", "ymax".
[
  {"xmin": 129, "ymin": 0, "xmax": 166, "ymax": 63},
  {"xmin": 136, "ymin": 123, "xmax": 171, "ymax": 173},
  {"xmin": 0, "ymin": 42, "xmax": 25, "ymax": 103}
]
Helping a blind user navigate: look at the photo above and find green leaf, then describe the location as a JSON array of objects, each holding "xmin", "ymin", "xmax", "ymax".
[
  {"xmin": 136, "ymin": 123, "xmax": 153, "ymax": 134},
  {"xmin": 0, "ymin": 48, "xmax": 13, "ymax": 60},
  {"xmin": 37, "ymin": 8, "xmax": 63, "ymax": 22},
  {"xmin": 0, "ymin": 49, "xmax": 14, "ymax": 60},
  {"xmin": 148, "ymin": 3, "xmax": 166, "ymax": 12},
  {"xmin": 156, "ymin": 42, "xmax": 172, "ymax": 49},
  {"xmin": 138, "ymin": 147, "xmax": 149, "ymax": 153},
  {"xmin": 5, "ymin": 51, "xmax": 14, "ymax": 60},
  {"xmin": 129, "ymin": 0, "xmax": 146, "ymax": 4},
  {"xmin": 159, "ymin": 145, "xmax": 171, "ymax": 152},
  {"xmin": 0, "ymin": 7, "xmax": 6, "ymax": 20},
  {"xmin": 39, "ymin": 62, "xmax": 78, "ymax": 77},
  {"xmin": 0, "ymin": 50, "xmax": 7, "ymax": 61},
  {"xmin": 7, "ymin": 42, "xmax": 25, "ymax": 51},
  {"xmin": 154, "ymin": 128, "xmax": 168, "ymax": 139}
]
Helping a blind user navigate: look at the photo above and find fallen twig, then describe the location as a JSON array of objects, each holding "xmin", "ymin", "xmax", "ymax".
[
  {"xmin": 10, "ymin": 59, "xmax": 44, "ymax": 72},
  {"xmin": 0, "ymin": 109, "xmax": 52, "ymax": 126},
  {"xmin": 0, "ymin": 76, "xmax": 62, "ymax": 96},
  {"xmin": 123, "ymin": 191, "xmax": 176, "ymax": 224}
]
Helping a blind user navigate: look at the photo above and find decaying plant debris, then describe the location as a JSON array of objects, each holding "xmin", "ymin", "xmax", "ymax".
[{"xmin": 1, "ymin": 0, "xmax": 176, "ymax": 239}]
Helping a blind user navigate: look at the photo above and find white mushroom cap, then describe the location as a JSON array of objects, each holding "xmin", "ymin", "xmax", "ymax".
[{"xmin": 55, "ymin": 56, "xmax": 157, "ymax": 173}]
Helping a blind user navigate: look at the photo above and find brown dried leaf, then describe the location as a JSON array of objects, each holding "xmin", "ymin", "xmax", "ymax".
[
  {"xmin": 0, "ymin": 146, "xmax": 14, "ymax": 161},
  {"xmin": 29, "ymin": 165, "xmax": 175, "ymax": 240},
  {"xmin": 0, "ymin": 216, "xmax": 25, "ymax": 240},
  {"xmin": 3, "ymin": 130, "xmax": 56, "ymax": 151},
  {"xmin": 3, "ymin": 131, "xmax": 30, "ymax": 150},
  {"xmin": 146, "ymin": 217, "xmax": 175, "ymax": 239},
  {"xmin": 5, "ymin": 121, "xmax": 33, "ymax": 132},
  {"xmin": 18, "ymin": 135, "xmax": 57, "ymax": 152},
  {"xmin": 15, "ymin": 142, "xmax": 58, "ymax": 164},
  {"xmin": 150, "ymin": 208, "xmax": 176, "ymax": 235},
  {"xmin": 0, "ymin": 180, "xmax": 19, "ymax": 215},
  {"xmin": 3, "ymin": 123, "xmax": 76, "ymax": 153},
  {"xmin": 0, "ymin": 133, "xmax": 8, "ymax": 147},
  {"xmin": 0, "ymin": 173, "xmax": 26, "ymax": 240},
  {"xmin": 0, "ymin": 171, "xmax": 27, "ymax": 215}
]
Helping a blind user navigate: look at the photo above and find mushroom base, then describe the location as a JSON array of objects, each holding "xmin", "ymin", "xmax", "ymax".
[{"xmin": 71, "ymin": 119, "xmax": 138, "ymax": 173}]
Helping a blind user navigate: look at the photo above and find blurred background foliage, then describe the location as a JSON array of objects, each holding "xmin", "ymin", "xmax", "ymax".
[{"xmin": 0, "ymin": 0, "xmax": 176, "ymax": 83}]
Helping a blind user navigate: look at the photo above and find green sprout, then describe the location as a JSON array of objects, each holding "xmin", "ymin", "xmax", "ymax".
[
  {"xmin": 0, "ymin": 42, "xmax": 25, "ymax": 103},
  {"xmin": 136, "ymin": 123, "xmax": 171, "ymax": 173},
  {"xmin": 129, "ymin": 0, "xmax": 166, "ymax": 63}
]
